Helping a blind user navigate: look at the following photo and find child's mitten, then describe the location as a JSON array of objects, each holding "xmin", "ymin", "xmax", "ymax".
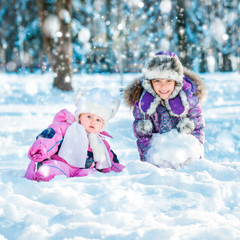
[
  {"xmin": 28, "ymin": 143, "xmax": 48, "ymax": 162},
  {"xmin": 176, "ymin": 118, "xmax": 195, "ymax": 134}
]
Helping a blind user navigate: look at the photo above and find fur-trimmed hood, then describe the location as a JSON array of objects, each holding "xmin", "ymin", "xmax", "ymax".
[
  {"xmin": 125, "ymin": 68, "xmax": 207, "ymax": 137},
  {"xmin": 124, "ymin": 68, "xmax": 207, "ymax": 108}
]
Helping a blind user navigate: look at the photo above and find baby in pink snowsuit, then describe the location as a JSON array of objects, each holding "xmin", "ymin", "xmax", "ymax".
[{"xmin": 24, "ymin": 88, "xmax": 125, "ymax": 182}]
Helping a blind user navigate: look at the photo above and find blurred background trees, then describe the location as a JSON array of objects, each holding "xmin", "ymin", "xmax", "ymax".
[
  {"xmin": 0, "ymin": 0, "xmax": 239, "ymax": 90},
  {"xmin": 37, "ymin": 0, "xmax": 73, "ymax": 91}
]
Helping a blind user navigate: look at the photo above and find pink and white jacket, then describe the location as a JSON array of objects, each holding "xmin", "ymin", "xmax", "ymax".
[{"xmin": 24, "ymin": 109, "xmax": 125, "ymax": 180}]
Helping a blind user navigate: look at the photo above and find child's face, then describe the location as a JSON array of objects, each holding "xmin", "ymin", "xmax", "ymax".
[
  {"xmin": 152, "ymin": 79, "xmax": 175, "ymax": 99},
  {"xmin": 79, "ymin": 113, "xmax": 104, "ymax": 133}
]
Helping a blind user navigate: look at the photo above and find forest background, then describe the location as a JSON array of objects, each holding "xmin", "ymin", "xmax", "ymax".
[{"xmin": 0, "ymin": 0, "xmax": 240, "ymax": 91}]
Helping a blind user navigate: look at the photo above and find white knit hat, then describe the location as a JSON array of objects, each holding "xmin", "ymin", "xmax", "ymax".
[{"xmin": 74, "ymin": 88, "xmax": 120, "ymax": 128}]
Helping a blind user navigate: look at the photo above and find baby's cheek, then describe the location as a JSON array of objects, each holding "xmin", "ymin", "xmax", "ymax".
[
  {"xmin": 80, "ymin": 119, "xmax": 88, "ymax": 128},
  {"xmin": 97, "ymin": 122, "xmax": 104, "ymax": 131}
]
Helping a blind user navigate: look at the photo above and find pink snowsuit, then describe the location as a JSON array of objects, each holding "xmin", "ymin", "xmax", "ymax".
[{"xmin": 24, "ymin": 109, "xmax": 125, "ymax": 181}]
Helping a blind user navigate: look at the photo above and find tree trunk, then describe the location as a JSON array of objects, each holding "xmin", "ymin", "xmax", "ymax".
[
  {"xmin": 176, "ymin": 0, "xmax": 190, "ymax": 68},
  {"xmin": 37, "ymin": 0, "xmax": 73, "ymax": 91},
  {"xmin": 200, "ymin": 51, "xmax": 206, "ymax": 73},
  {"xmin": 221, "ymin": 54, "xmax": 232, "ymax": 72},
  {"xmin": 106, "ymin": 0, "xmax": 114, "ymax": 72},
  {"xmin": 36, "ymin": 0, "xmax": 55, "ymax": 71}
]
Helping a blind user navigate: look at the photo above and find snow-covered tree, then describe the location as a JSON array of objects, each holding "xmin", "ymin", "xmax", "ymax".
[{"xmin": 185, "ymin": 0, "xmax": 240, "ymax": 72}]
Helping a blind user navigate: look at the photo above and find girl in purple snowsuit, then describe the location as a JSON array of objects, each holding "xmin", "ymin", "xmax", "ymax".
[
  {"xmin": 25, "ymin": 88, "xmax": 125, "ymax": 181},
  {"xmin": 124, "ymin": 51, "xmax": 206, "ymax": 168}
]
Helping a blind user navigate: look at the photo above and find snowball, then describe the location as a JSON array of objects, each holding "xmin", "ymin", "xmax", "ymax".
[{"xmin": 146, "ymin": 130, "xmax": 202, "ymax": 169}]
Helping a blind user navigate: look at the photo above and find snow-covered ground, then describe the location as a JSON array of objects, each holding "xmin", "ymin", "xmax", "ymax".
[{"xmin": 0, "ymin": 71, "xmax": 240, "ymax": 240}]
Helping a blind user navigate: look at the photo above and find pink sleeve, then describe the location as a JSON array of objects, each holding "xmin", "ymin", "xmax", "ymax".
[
  {"xmin": 28, "ymin": 134, "xmax": 63, "ymax": 162},
  {"xmin": 28, "ymin": 109, "xmax": 73, "ymax": 162},
  {"xmin": 53, "ymin": 109, "xmax": 75, "ymax": 124}
]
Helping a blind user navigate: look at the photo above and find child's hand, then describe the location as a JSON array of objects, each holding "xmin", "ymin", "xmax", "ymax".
[{"xmin": 28, "ymin": 143, "xmax": 48, "ymax": 162}]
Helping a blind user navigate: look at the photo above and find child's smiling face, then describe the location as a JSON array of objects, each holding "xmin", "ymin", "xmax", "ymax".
[
  {"xmin": 79, "ymin": 113, "xmax": 104, "ymax": 133},
  {"xmin": 152, "ymin": 78, "xmax": 175, "ymax": 99}
]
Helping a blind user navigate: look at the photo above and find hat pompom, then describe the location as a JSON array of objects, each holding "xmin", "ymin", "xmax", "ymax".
[
  {"xmin": 111, "ymin": 97, "xmax": 120, "ymax": 118},
  {"xmin": 136, "ymin": 119, "xmax": 153, "ymax": 135},
  {"xmin": 177, "ymin": 118, "xmax": 195, "ymax": 134},
  {"xmin": 74, "ymin": 88, "xmax": 85, "ymax": 106}
]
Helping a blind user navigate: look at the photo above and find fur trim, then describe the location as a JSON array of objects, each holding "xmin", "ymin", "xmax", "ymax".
[
  {"xmin": 142, "ymin": 78, "xmax": 183, "ymax": 100},
  {"xmin": 144, "ymin": 69, "xmax": 182, "ymax": 83},
  {"xmin": 165, "ymin": 90, "xmax": 190, "ymax": 118},
  {"xmin": 138, "ymin": 90, "xmax": 161, "ymax": 116},
  {"xmin": 184, "ymin": 68, "xmax": 207, "ymax": 104},
  {"xmin": 123, "ymin": 77, "xmax": 143, "ymax": 107},
  {"xmin": 168, "ymin": 82, "xmax": 183, "ymax": 99},
  {"xmin": 141, "ymin": 78, "xmax": 158, "ymax": 97},
  {"xmin": 124, "ymin": 68, "xmax": 207, "ymax": 109},
  {"xmin": 145, "ymin": 97, "xmax": 161, "ymax": 116},
  {"xmin": 142, "ymin": 55, "xmax": 184, "ymax": 83},
  {"xmin": 177, "ymin": 118, "xmax": 195, "ymax": 134},
  {"xmin": 136, "ymin": 120, "xmax": 153, "ymax": 135},
  {"xmin": 142, "ymin": 54, "xmax": 184, "ymax": 100}
]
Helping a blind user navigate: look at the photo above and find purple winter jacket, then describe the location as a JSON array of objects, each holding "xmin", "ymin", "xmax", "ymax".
[{"xmin": 125, "ymin": 74, "xmax": 206, "ymax": 162}]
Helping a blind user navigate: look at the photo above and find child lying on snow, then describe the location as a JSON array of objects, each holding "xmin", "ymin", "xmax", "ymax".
[
  {"xmin": 124, "ymin": 51, "xmax": 207, "ymax": 169},
  {"xmin": 25, "ymin": 88, "xmax": 125, "ymax": 181}
]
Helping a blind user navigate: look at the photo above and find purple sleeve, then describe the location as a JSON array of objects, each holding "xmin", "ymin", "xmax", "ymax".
[
  {"xmin": 133, "ymin": 103, "xmax": 153, "ymax": 161},
  {"xmin": 188, "ymin": 95, "xmax": 205, "ymax": 144}
]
